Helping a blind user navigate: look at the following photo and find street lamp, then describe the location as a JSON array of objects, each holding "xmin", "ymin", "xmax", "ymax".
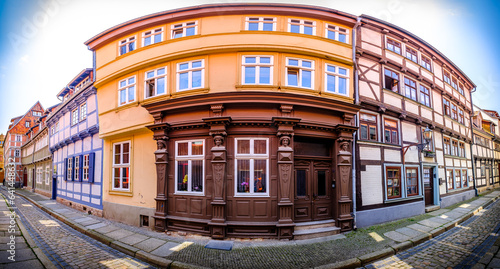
[{"xmin": 402, "ymin": 126, "xmax": 433, "ymax": 165}]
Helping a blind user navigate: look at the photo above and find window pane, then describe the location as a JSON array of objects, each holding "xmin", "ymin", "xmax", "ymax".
[
  {"xmin": 260, "ymin": 67, "xmax": 270, "ymax": 84},
  {"xmin": 288, "ymin": 59, "xmax": 299, "ymax": 66},
  {"xmin": 157, "ymin": 77, "xmax": 165, "ymax": 94},
  {"xmin": 290, "ymin": 24, "xmax": 300, "ymax": 33},
  {"xmin": 302, "ymin": 61, "xmax": 312, "ymax": 68},
  {"xmin": 186, "ymin": 26, "xmax": 195, "ymax": 36},
  {"xmin": 302, "ymin": 70, "xmax": 311, "ymax": 88},
  {"xmin": 296, "ymin": 169, "xmax": 306, "ymax": 196},
  {"xmin": 245, "ymin": 57, "xmax": 256, "ymax": 64},
  {"xmin": 263, "ymin": 23, "xmax": 273, "ymax": 31},
  {"xmin": 317, "ymin": 170, "xmax": 326, "ymax": 196},
  {"xmin": 128, "ymin": 77, "xmax": 135, "ymax": 84},
  {"xmin": 146, "ymin": 71, "xmax": 154, "ymax": 79},
  {"xmin": 254, "ymin": 140, "xmax": 266, "ymax": 154},
  {"xmin": 154, "ymin": 33, "xmax": 162, "ymax": 43},
  {"xmin": 114, "ymin": 168, "xmax": 121, "ymax": 188},
  {"xmin": 192, "ymin": 61, "xmax": 202, "ymax": 68},
  {"xmin": 237, "ymin": 160, "xmax": 250, "ymax": 193},
  {"xmin": 339, "ymin": 33, "xmax": 346, "ymax": 43},
  {"xmin": 327, "ymin": 30, "xmax": 335, "ymax": 40},
  {"xmin": 327, "ymin": 65, "xmax": 335, "ymax": 72},
  {"xmin": 339, "ymin": 68, "xmax": 347, "ymax": 75},
  {"xmin": 128, "ymin": 86, "xmax": 135, "ymax": 102},
  {"xmin": 114, "ymin": 144, "xmax": 121, "ymax": 164},
  {"xmin": 179, "ymin": 63, "xmax": 189, "ymax": 70},
  {"xmin": 177, "ymin": 161, "xmax": 188, "ymax": 191},
  {"xmin": 120, "ymin": 46, "xmax": 126, "ymax": 55},
  {"xmin": 254, "ymin": 160, "xmax": 266, "ymax": 193},
  {"xmin": 327, "ymin": 74, "xmax": 335, "ymax": 92},
  {"xmin": 369, "ymin": 127, "xmax": 377, "ymax": 140},
  {"xmin": 237, "ymin": 140, "xmax": 250, "ymax": 154},
  {"xmin": 178, "ymin": 142, "xmax": 188, "ymax": 156},
  {"xmin": 122, "ymin": 167, "xmax": 129, "ymax": 189},
  {"xmin": 191, "ymin": 141, "xmax": 203, "ymax": 155},
  {"xmin": 191, "ymin": 160, "xmax": 203, "ymax": 192},
  {"xmin": 260, "ymin": 57, "xmax": 271, "ymax": 64},
  {"xmin": 287, "ymin": 70, "xmax": 298, "ymax": 86},
  {"xmin": 192, "ymin": 70, "xmax": 202, "ymax": 88},
  {"xmin": 249, "ymin": 22, "xmax": 259, "ymax": 30},
  {"xmin": 245, "ymin": 66, "xmax": 256, "ymax": 84},
  {"xmin": 304, "ymin": 26, "xmax": 313, "ymax": 35},
  {"xmin": 144, "ymin": 36, "xmax": 151, "ymax": 46},
  {"xmin": 120, "ymin": 90, "xmax": 126, "ymax": 104},
  {"xmin": 360, "ymin": 125, "xmax": 368, "ymax": 140},
  {"xmin": 339, "ymin": 77, "xmax": 347, "ymax": 94},
  {"xmin": 157, "ymin": 68, "xmax": 165, "ymax": 75},
  {"xmin": 179, "ymin": 72, "xmax": 189, "ymax": 89}
]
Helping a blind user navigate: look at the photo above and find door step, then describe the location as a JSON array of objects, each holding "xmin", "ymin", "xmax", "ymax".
[
  {"xmin": 425, "ymin": 205, "xmax": 440, "ymax": 213},
  {"xmin": 293, "ymin": 220, "xmax": 339, "ymax": 240}
]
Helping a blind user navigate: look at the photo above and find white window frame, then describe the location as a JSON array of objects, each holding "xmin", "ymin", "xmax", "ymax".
[
  {"xmin": 112, "ymin": 141, "xmax": 131, "ymax": 191},
  {"xmin": 171, "ymin": 21, "xmax": 198, "ymax": 39},
  {"xmin": 325, "ymin": 23, "xmax": 349, "ymax": 43},
  {"xmin": 67, "ymin": 157, "xmax": 73, "ymax": 181},
  {"xmin": 174, "ymin": 140, "xmax": 205, "ymax": 195},
  {"xmin": 74, "ymin": 155, "xmax": 80, "ymax": 181},
  {"xmin": 83, "ymin": 154, "xmax": 89, "ymax": 181},
  {"xmin": 36, "ymin": 167, "xmax": 42, "ymax": 184},
  {"xmin": 234, "ymin": 138, "xmax": 269, "ymax": 197},
  {"xmin": 241, "ymin": 56, "xmax": 273, "ymax": 85},
  {"xmin": 176, "ymin": 59, "xmax": 205, "ymax": 91},
  {"xmin": 45, "ymin": 166, "xmax": 50, "ymax": 185},
  {"xmin": 288, "ymin": 18, "xmax": 316, "ymax": 35},
  {"xmin": 245, "ymin": 17, "xmax": 276, "ymax": 31},
  {"xmin": 118, "ymin": 76, "xmax": 136, "ymax": 106},
  {"xmin": 80, "ymin": 103, "xmax": 87, "ymax": 121},
  {"xmin": 324, "ymin": 63, "xmax": 349, "ymax": 96},
  {"xmin": 71, "ymin": 108, "xmax": 79, "ymax": 126},
  {"xmin": 118, "ymin": 36, "xmax": 136, "ymax": 55},
  {"xmin": 25, "ymin": 121, "xmax": 30, "ymax": 127},
  {"xmin": 285, "ymin": 57, "xmax": 315, "ymax": 89},
  {"xmin": 14, "ymin": 149, "xmax": 20, "ymax": 157},
  {"xmin": 142, "ymin": 27, "xmax": 163, "ymax": 46},
  {"xmin": 145, "ymin": 67, "xmax": 167, "ymax": 98}
]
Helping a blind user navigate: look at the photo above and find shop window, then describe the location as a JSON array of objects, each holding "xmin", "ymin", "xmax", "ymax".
[
  {"xmin": 112, "ymin": 141, "xmax": 131, "ymax": 191},
  {"xmin": 386, "ymin": 38, "xmax": 401, "ymax": 54},
  {"xmin": 419, "ymin": 85, "xmax": 431, "ymax": 107},
  {"xmin": 288, "ymin": 19, "xmax": 315, "ymax": 35},
  {"xmin": 384, "ymin": 119, "xmax": 399, "ymax": 145},
  {"xmin": 172, "ymin": 21, "xmax": 197, "ymax": 39},
  {"xmin": 360, "ymin": 113, "xmax": 377, "ymax": 141},
  {"xmin": 404, "ymin": 77, "xmax": 417, "ymax": 101},
  {"xmin": 242, "ymin": 56, "xmax": 273, "ymax": 85},
  {"xmin": 405, "ymin": 46, "xmax": 418, "ymax": 63},
  {"xmin": 384, "ymin": 68, "xmax": 399, "ymax": 93},
  {"xmin": 421, "ymin": 55, "xmax": 432, "ymax": 71},
  {"xmin": 326, "ymin": 24, "xmax": 348, "ymax": 43},
  {"xmin": 118, "ymin": 76, "xmax": 136, "ymax": 106},
  {"xmin": 175, "ymin": 140, "xmax": 204, "ymax": 194},
  {"xmin": 145, "ymin": 67, "xmax": 167, "ymax": 98},
  {"xmin": 143, "ymin": 28, "xmax": 163, "ymax": 46},
  {"xmin": 286, "ymin": 58, "xmax": 314, "ymax": 89},
  {"xmin": 119, "ymin": 36, "xmax": 135, "ymax": 55},
  {"xmin": 325, "ymin": 64, "xmax": 349, "ymax": 95},
  {"xmin": 246, "ymin": 17, "xmax": 276, "ymax": 31},
  {"xmin": 386, "ymin": 167, "xmax": 401, "ymax": 199},
  {"xmin": 235, "ymin": 138, "xmax": 269, "ymax": 196},
  {"xmin": 177, "ymin": 60, "xmax": 204, "ymax": 91},
  {"xmin": 406, "ymin": 168, "xmax": 419, "ymax": 196}
]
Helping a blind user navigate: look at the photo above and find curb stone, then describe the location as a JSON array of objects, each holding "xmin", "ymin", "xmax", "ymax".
[
  {"xmin": 110, "ymin": 240, "xmax": 140, "ymax": 257},
  {"xmin": 391, "ymin": 241, "xmax": 413, "ymax": 252},
  {"xmin": 409, "ymin": 233, "xmax": 432, "ymax": 245},
  {"xmin": 135, "ymin": 250, "xmax": 172, "ymax": 268},
  {"xmin": 85, "ymin": 229, "xmax": 114, "ymax": 246},
  {"xmin": 314, "ymin": 257, "xmax": 362, "ymax": 269},
  {"xmin": 430, "ymin": 226, "xmax": 446, "ymax": 237},
  {"xmin": 170, "ymin": 261, "xmax": 211, "ymax": 269},
  {"xmin": 358, "ymin": 247, "xmax": 395, "ymax": 264}
]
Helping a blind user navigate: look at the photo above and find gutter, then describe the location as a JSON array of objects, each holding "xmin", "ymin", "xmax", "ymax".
[
  {"xmin": 470, "ymin": 87, "xmax": 478, "ymax": 196},
  {"xmin": 351, "ymin": 16, "xmax": 361, "ymax": 229}
]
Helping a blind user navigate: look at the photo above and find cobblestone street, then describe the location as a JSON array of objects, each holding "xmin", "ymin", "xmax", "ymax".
[
  {"xmin": 365, "ymin": 198, "xmax": 500, "ymax": 269},
  {"xmin": 0, "ymin": 189, "xmax": 154, "ymax": 269}
]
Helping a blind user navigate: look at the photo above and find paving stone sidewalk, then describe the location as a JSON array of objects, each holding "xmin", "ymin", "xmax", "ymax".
[{"xmin": 7, "ymin": 187, "xmax": 500, "ymax": 268}]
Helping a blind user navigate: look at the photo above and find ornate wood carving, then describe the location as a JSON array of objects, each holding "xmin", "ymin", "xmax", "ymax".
[{"xmin": 153, "ymin": 135, "xmax": 169, "ymax": 232}]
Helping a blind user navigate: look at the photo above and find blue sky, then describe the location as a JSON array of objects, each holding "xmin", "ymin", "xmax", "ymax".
[{"xmin": 1, "ymin": 0, "xmax": 499, "ymax": 133}]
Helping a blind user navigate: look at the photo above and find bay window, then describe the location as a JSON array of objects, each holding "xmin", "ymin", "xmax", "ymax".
[
  {"xmin": 175, "ymin": 140, "xmax": 204, "ymax": 194},
  {"xmin": 143, "ymin": 28, "xmax": 163, "ymax": 46},
  {"xmin": 235, "ymin": 138, "xmax": 269, "ymax": 196},
  {"xmin": 326, "ymin": 24, "xmax": 348, "ymax": 43},
  {"xmin": 119, "ymin": 36, "xmax": 135, "ymax": 55},
  {"xmin": 288, "ymin": 19, "xmax": 315, "ymax": 35}
]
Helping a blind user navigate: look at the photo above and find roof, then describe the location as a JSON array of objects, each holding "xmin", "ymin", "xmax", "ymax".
[
  {"xmin": 57, "ymin": 68, "xmax": 93, "ymax": 98},
  {"xmin": 6, "ymin": 101, "xmax": 44, "ymax": 133}
]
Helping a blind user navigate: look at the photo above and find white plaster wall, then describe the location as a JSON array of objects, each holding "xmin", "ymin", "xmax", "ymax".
[
  {"xmin": 360, "ymin": 146, "xmax": 381, "ymax": 160},
  {"xmin": 361, "ymin": 165, "xmax": 383, "ymax": 206},
  {"xmin": 361, "ymin": 27, "xmax": 382, "ymax": 46},
  {"xmin": 385, "ymin": 93, "xmax": 402, "ymax": 109},
  {"xmin": 384, "ymin": 149, "xmax": 401, "ymax": 162},
  {"xmin": 405, "ymin": 101, "xmax": 419, "ymax": 115},
  {"xmin": 402, "ymin": 122, "xmax": 418, "ymax": 142}
]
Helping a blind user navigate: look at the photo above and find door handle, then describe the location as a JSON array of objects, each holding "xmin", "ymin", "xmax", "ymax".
[{"xmin": 313, "ymin": 193, "xmax": 317, "ymax": 200}]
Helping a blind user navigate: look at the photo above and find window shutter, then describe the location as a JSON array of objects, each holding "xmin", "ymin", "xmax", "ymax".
[
  {"xmin": 78, "ymin": 155, "xmax": 83, "ymax": 181},
  {"xmin": 71, "ymin": 156, "xmax": 75, "ymax": 181},
  {"xmin": 64, "ymin": 158, "xmax": 68, "ymax": 181},
  {"xmin": 89, "ymin": 152, "xmax": 95, "ymax": 183}
]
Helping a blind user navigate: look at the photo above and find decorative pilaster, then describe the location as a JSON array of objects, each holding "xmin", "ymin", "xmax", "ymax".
[
  {"xmin": 335, "ymin": 124, "xmax": 357, "ymax": 232},
  {"xmin": 203, "ymin": 115, "xmax": 231, "ymax": 239}
]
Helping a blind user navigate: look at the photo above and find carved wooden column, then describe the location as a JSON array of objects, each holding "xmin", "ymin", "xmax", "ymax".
[
  {"xmin": 147, "ymin": 114, "xmax": 170, "ymax": 232},
  {"xmin": 335, "ymin": 124, "xmax": 357, "ymax": 232},
  {"xmin": 203, "ymin": 114, "xmax": 231, "ymax": 239},
  {"xmin": 273, "ymin": 117, "xmax": 300, "ymax": 239}
]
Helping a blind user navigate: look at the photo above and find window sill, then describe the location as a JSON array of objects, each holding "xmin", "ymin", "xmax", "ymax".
[
  {"xmin": 235, "ymin": 84, "xmax": 278, "ymax": 91},
  {"xmin": 280, "ymin": 86, "xmax": 318, "ymax": 95},
  {"xmin": 234, "ymin": 193, "xmax": 270, "ymax": 198},
  {"xmin": 141, "ymin": 94, "xmax": 169, "ymax": 106},
  {"xmin": 384, "ymin": 195, "xmax": 423, "ymax": 204},
  {"xmin": 109, "ymin": 190, "xmax": 133, "ymax": 197},
  {"xmin": 172, "ymin": 88, "xmax": 209, "ymax": 98},
  {"xmin": 174, "ymin": 191, "xmax": 205, "ymax": 196}
]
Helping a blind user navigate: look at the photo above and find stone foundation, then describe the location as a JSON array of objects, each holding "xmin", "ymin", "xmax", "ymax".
[
  {"xmin": 35, "ymin": 189, "xmax": 51, "ymax": 198},
  {"xmin": 56, "ymin": 197, "xmax": 103, "ymax": 217}
]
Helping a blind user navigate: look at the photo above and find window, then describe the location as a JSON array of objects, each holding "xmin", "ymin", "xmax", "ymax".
[
  {"xmin": 177, "ymin": 60, "xmax": 204, "ymax": 91},
  {"xmin": 386, "ymin": 167, "xmax": 401, "ymax": 199},
  {"xmin": 443, "ymin": 71, "xmax": 451, "ymax": 84},
  {"xmin": 118, "ymin": 76, "xmax": 136, "ymax": 106},
  {"xmin": 462, "ymin": 169, "xmax": 468, "ymax": 188},
  {"xmin": 455, "ymin": 169, "xmax": 462, "ymax": 189},
  {"xmin": 143, "ymin": 28, "xmax": 163, "ymax": 46},
  {"xmin": 67, "ymin": 157, "xmax": 73, "ymax": 181},
  {"xmin": 172, "ymin": 21, "xmax": 197, "ymax": 38},
  {"xmin": 242, "ymin": 56, "xmax": 273, "ymax": 85},
  {"xmin": 386, "ymin": 38, "xmax": 401, "ymax": 54},
  {"xmin": 36, "ymin": 168, "xmax": 42, "ymax": 184},
  {"xmin": 405, "ymin": 47, "xmax": 418, "ymax": 62},
  {"xmin": 145, "ymin": 67, "xmax": 167, "ymax": 98},
  {"xmin": 406, "ymin": 168, "xmax": 418, "ymax": 196},
  {"xmin": 384, "ymin": 119, "xmax": 399, "ymax": 145},
  {"xmin": 384, "ymin": 69, "xmax": 399, "ymax": 93},
  {"xmin": 451, "ymin": 77, "xmax": 458, "ymax": 90},
  {"xmin": 113, "ymin": 141, "xmax": 130, "ymax": 191},
  {"xmin": 33, "ymin": 111, "xmax": 42, "ymax": 116},
  {"xmin": 419, "ymin": 85, "xmax": 431, "ymax": 107},
  {"xmin": 447, "ymin": 169, "xmax": 453, "ymax": 190},
  {"xmin": 71, "ymin": 108, "xmax": 79, "ymax": 126},
  {"xmin": 119, "ymin": 36, "xmax": 135, "ymax": 55},
  {"xmin": 246, "ymin": 17, "xmax": 276, "ymax": 31},
  {"xmin": 452, "ymin": 140, "xmax": 458, "ymax": 156},
  {"xmin": 14, "ymin": 149, "xmax": 20, "ymax": 157},
  {"xmin": 360, "ymin": 113, "xmax": 377, "ymax": 141},
  {"xmin": 235, "ymin": 138, "xmax": 269, "ymax": 196},
  {"xmin": 443, "ymin": 98, "xmax": 451, "ymax": 117},
  {"xmin": 404, "ymin": 77, "xmax": 417, "ymax": 101},
  {"xmin": 80, "ymin": 103, "xmax": 87, "ymax": 121},
  {"xmin": 459, "ymin": 142, "xmax": 466, "ymax": 157},
  {"xmin": 326, "ymin": 24, "xmax": 348, "ymax": 43},
  {"xmin": 16, "ymin": 135, "xmax": 22, "ymax": 142},
  {"xmin": 74, "ymin": 155, "xmax": 80, "ymax": 181},
  {"xmin": 288, "ymin": 19, "xmax": 315, "ymax": 35},
  {"xmin": 83, "ymin": 154, "xmax": 89, "ymax": 181},
  {"xmin": 458, "ymin": 109, "xmax": 464, "ymax": 124},
  {"xmin": 45, "ymin": 166, "xmax": 50, "ymax": 185},
  {"xmin": 325, "ymin": 64, "xmax": 349, "ymax": 95},
  {"xmin": 451, "ymin": 103, "xmax": 458, "ymax": 120},
  {"xmin": 25, "ymin": 121, "xmax": 30, "ymax": 128},
  {"xmin": 458, "ymin": 83, "xmax": 465, "ymax": 95},
  {"xmin": 175, "ymin": 140, "xmax": 204, "ymax": 193},
  {"xmin": 286, "ymin": 58, "xmax": 314, "ymax": 89},
  {"xmin": 421, "ymin": 55, "xmax": 432, "ymax": 71}
]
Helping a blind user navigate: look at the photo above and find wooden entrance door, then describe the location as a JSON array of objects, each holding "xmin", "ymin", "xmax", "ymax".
[
  {"xmin": 23, "ymin": 168, "xmax": 28, "ymax": 187},
  {"xmin": 294, "ymin": 160, "xmax": 333, "ymax": 222},
  {"xmin": 423, "ymin": 167, "xmax": 434, "ymax": 205}
]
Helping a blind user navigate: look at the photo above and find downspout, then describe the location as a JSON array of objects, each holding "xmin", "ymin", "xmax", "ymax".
[
  {"xmin": 469, "ymin": 87, "xmax": 477, "ymax": 196},
  {"xmin": 351, "ymin": 16, "xmax": 361, "ymax": 229}
]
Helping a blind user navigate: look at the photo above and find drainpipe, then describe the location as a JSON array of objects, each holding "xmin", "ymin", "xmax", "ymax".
[
  {"xmin": 351, "ymin": 16, "xmax": 361, "ymax": 229},
  {"xmin": 470, "ymin": 87, "xmax": 477, "ymax": 196}
]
